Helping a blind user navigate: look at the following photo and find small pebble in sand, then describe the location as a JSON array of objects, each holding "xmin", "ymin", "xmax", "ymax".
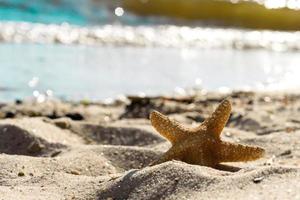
[
  {"xmin": 65, "ymin": 113, "xmax": 84, "ymax": 120},
  {"xmin": 278, "ymin": 150, "xmax": 292, "ymax": 157},
  {"xmin": 225, "ymin": 131, "xmax": 232, "ymax": 137},
  {"xmin": 15, "ymin": 99, "xmax": 23, "ymax": 105},
  {"xmin": 5, "ymin": 111, "xmax": 15, "ymax": 118},
  {"xmin": 264, "ymin": 155, "xmax": 276, "ymax": 165},
  {"xmin": 253, "ymin": 176, "xmax": 264, "ymax": 183},
  {"xmin": 18, "ymin": 172, "xmax": 25, "ymax": 177},
  {"xmin": 263, "ymin": 96, "xmax": 271, "ymax": 103},
  {"xmin": 51, "ymin": 150, "xmax": 62, "ymax": 157},
  {"xmin": 54, "ymin": 120, "xmax": 70, "ymax": 129},
  {"xmin": 27, "ymin": 140, "xmax": 44, "ymax": 154},
  {"xmin": 285, "ymin": 127, "xmax": 297, "ymax": 133},
  {"xmin": 70, "ymin": 170, "xmax": 80, "ymax": 175},
  {"xmin": 104, "ymin": 116, "xmax": 110, "ymax": 122}
]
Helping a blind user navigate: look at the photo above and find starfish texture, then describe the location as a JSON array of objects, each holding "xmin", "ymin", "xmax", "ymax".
[{"xmin": 150, "ymin": 98, "xmax": 265, "ymax": 167}]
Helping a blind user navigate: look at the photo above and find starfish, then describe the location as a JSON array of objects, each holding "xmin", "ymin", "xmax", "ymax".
[{"xmin": 149, "ymin": 98, "xmax": 265, "ymax": 167}]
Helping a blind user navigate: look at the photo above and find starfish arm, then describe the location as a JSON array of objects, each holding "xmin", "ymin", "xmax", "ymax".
[
  {"xmin": 150, "ymin": 146, "xmax": 184, "ymax": 166},
  {"xmin": 215, "ymin": 141, "xmax": 265, "ymax": 163},
  {"xmin": 150, "ymin": 111, "xmax": 189, "ymax": 144},
  {"xmin": 200, "ymin": 98, "xmax": 231, "ymax": 138}
]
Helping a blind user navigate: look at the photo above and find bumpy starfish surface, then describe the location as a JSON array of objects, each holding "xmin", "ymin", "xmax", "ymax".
[{"xmin": 150, "ymin": 98, "xmax": 265, "ymax": 167}]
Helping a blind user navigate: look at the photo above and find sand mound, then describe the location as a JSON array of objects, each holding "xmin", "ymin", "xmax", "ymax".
[
  {"xmin": 0, "ymin": 118, "xmax": 84, "ymax": 156},
  {"xmin": 67, "ymin": 121, "xmax": 163, "ymax": 146},
  {"xmin": 98, "ymin": 161, "xmax": 299, "ymax": 200}
]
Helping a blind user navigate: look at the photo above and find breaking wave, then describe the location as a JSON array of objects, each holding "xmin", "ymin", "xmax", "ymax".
[{"xmin": 1, "ymin": 21, "xmax": 300, "ymax": 51}]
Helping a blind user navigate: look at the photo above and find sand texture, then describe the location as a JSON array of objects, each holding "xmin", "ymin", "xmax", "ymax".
[{"xmin": 1, "ymin": 92, "xmax": 300, "ymax": 200}]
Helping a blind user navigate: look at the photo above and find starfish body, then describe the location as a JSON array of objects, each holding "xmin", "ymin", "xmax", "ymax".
[{"xmin": 150, "ymin": 99, "xmax": 265, "ymax": 167}]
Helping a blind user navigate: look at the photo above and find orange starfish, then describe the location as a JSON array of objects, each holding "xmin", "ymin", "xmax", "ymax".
[{"xmin": 150, "ymin": 98, "xmax": 265, "ymax": 167}]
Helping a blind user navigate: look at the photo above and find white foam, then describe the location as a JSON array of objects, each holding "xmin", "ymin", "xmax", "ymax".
[{"xmin": 1, "ymin": 21, "xmax": 300, "ymax": 51}]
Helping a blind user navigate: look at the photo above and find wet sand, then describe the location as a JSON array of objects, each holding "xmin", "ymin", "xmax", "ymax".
[{"xmin": 1, "ymin": 91, "xmax": 300, "ymax": 199}]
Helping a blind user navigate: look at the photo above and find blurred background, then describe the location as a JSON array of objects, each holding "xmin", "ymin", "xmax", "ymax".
[{"xmin": 1, "ymin": 0, "xmax": 300, "ymax": 102}]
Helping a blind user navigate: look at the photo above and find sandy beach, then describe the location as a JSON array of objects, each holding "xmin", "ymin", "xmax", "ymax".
[
  {"xmin": 2, "ymin": 0, "xmax": 300, "ymax": 199},
  {"xmin": 0, "ymin": 91, "xmax": 299, "ymax": 199}
]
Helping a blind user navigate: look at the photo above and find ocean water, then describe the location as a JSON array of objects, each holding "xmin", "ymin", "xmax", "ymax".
[
  {"xmin": 1, "ymin": 0, "xmax": 300, "ymax": 102},
  {"xmin": 0, "ymin": 0, "xmax": 152, "ymax": 25},
  {"xmin": 2, "ymin": 43, "xmax": 300, "ymax": 102}
]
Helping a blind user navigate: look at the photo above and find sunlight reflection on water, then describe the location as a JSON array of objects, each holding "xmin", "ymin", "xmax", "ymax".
[{"xmin": 0, "ymin": 43, "xmax": 300, "ymax": 102}]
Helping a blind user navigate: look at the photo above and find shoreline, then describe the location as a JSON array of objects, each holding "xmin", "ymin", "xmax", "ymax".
[{"xmin": 1, "ymin": 21, "xmax": 300, "ymax": 51}]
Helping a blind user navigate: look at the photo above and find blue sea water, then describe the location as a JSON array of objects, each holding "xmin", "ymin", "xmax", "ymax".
[
  {"xmin": 1, "ymin": 43, "xmax": 300, "ymax": 102},
  {"xmin": 0, "ymin": 0, "xmax": 152, "ymax": 25},
  {"xmin": 0, "ymin": 0, "xmax": 86, "ymax": 24},
  {"xmin": 0, "ymin": 0, "xmax": 111, "ymax": 25},
  {"xmin": 1, "ymin": 0, "xmax": 300, "ymax": 102}
]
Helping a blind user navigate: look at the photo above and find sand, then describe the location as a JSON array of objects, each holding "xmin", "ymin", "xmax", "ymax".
[{"xmin": 1, "ymin": 91, "xmax": 300, "ymax": 199}]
